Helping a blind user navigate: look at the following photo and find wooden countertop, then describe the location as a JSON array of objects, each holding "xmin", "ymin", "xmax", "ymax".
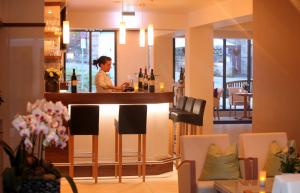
[{"xmin": 44, "ymin": 92, "xmax": 174, "ymax": 105}]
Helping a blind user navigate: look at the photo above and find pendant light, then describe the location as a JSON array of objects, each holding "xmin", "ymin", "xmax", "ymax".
[
  {"xmin": 147, "ymin": 24, "xmax": 154, "ymax": 46},
  {"xmin": 63, "ymin": 21, "xmax": 70, "ymax": 44},
  {"xmin": 139, "ymin": 28, "xmax": 145, "ymax": 47},
  {"xmin": 119, "ymin": 0, "xmax": 126, "ymax": 44}
]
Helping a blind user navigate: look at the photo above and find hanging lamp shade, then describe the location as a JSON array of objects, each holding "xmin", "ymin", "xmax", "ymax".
[
  {"xmin": 63, "ymin": 21, "xmax": 70, "ymax": 44},
  {"xmin": 147, "ymin": 24, "xmax": 154, "ymax": 46},
  {"xmin": 119, "ymin": 20, "xmax": 126, "ymax": 44},
  {"xmin": 139, "ymin": 28, "xmax": 145, "ymax": 47}
]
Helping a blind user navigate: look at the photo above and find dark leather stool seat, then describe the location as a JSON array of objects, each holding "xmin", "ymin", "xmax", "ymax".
[
  {"xmin": 169, "ymin": 96, "xmax": 195, "ymax": 121},
  {"xmin": 180, "ymin": 99, "xmax": 206, "ymax": 126},
  {"xmin": 169, "ymin": 96, "xmax": 187, "ymax": 114},
  {"xmin": 115, "ymin": 105, "xmax": 147, "ymax": 182},
  {"xmin": 69, "ymin": 105, "xmax": 100, "ymax": 183}
]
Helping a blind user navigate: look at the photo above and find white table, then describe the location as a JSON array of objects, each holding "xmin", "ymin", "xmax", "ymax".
[{"xmin": 272, "ymin": 174, "xmax": 300, "ymax": 193}]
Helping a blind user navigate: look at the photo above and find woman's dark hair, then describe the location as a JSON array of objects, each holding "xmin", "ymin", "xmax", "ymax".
[{"xmin": 93, "ymin": 56, "xmax": 111, "ymax": 69}]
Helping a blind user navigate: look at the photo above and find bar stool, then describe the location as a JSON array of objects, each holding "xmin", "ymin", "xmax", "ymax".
[
  {"xmin": 114, "ymin": 105, "xmax": 147, "ymax": 183},
  {"xmin": 69, "ymin": 105, "xmax": 99, "ymax": 183},
  {"xmin": 168, "ymin": 96, "xmax": 187, "ymax": 155},
  {"xmin": 169, "ymin": 97, "xmax": 195, "ymax": 165}
]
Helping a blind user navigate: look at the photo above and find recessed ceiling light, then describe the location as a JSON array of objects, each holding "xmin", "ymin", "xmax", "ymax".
[{"xmin": 48, "ymin": 10, "xmax": 52, "ymax": 14}]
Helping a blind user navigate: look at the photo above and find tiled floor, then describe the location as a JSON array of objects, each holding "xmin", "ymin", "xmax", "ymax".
[{"xmin": 61, "ymin": 123, "xmax": 252, "ymax": 193}]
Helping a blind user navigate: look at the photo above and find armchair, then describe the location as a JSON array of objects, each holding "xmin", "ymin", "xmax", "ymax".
[
  {"xmin": 227, "ymin": 87, "xmax": 246, "ymax": 118},
  {"xmin": 213, "ymin": 88, "xmax": 223, "ymax": 120},
  {"xmin": 177, "ymin": 134, "xmax": 263, "ymax": 193},
  {"xmin": 178, "ymin": 134, "xmax": 230, "ymax": 193},
  {"xmin": 239, "ymin": 132, "xmax": 288, "ymax": 172}
]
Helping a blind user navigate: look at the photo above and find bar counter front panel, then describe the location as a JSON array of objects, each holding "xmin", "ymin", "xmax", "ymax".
[{"xmin": 45, "ymin": 92, "xmax": 173, "ymax": 164}]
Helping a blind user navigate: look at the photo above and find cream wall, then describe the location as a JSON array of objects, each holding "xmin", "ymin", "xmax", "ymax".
[
  {"xmin": 253, "ymin": 0, "xmax": 300, "ymax": 147},
  {"xmin": 117, "ymin": 30, "xmax": 148, "ymax": 85},
  {"xmin": 153, "ymin": 33, "xmax": 174, "ymax": 91},
  {"xmin": 214, "ymin": 22, "xmax": 253, "ymax": 39},
  {"xmin": 69, "ymin": 11, "xmax": 187, "ymax": 30},
  {"xmin": 188, "ymin": 0, "xmax": 253, "ymax": 27},
  {"xmin": 185, "ymin": 25, "xmax": 214, "ymax": 133}
]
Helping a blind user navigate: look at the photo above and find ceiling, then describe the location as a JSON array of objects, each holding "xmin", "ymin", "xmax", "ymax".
[{"xmin": 68, "ymin": 0, "xmax": 228, "ymax": 14}]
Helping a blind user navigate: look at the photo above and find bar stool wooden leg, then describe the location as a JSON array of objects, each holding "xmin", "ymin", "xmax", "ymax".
[
  {"xmin": 175, "ymin": 122, "xmax": 180, "ymax": 166},
  {"xmin": 190, "ymin": 124, "xmax": 194, "ymax": 135},
  {"xmin": 168, "ymin": 120, "xmax": 174, "ymax": 156},
  {"xmin": 92, "ymin": 135, "xmax": 98, "ymax": 183},
  {"xmin": 68, "ymin": 135, "xmax": 74, "ymax": 178},
  {"xmin": 142, "ymin": 134, "xmax": 146, "ymax": 182},
  {"xmin": 138, "ymin": 134, "xmax": 142, "ymax": 177},
  {"xmin": 118, "ymin": 134, "xmax": 122, "ymax": 183},
  {"xmin": 114, "ymin": 129, "xmax": 119, "ymax": 177}
]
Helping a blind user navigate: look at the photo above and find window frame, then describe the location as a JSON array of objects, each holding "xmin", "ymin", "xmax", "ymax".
[
  {"xmin": 64, "ymin": 30, "xmax": 117, "ymax": 92},
  {"xmin": 213, "ymin": 38, "xmax": 253, "ymax": 110}
]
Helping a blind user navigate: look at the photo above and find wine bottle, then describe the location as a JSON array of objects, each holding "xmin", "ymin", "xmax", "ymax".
[
  {"xmin": 143, "ymin": 68, "xmax": 148, "ymax": 91},
  {"xmin": 179, "ymin": 67, "xmax": 184, "ymax": 84},
  {"xmin": 71, "ymin": 68, "xmax": 77, "ymax": 93},
  {"xmin": 149, "ymin": 69, "xmax": 155, "ymax": 93},
  {"xmin": 138, "ymin": 68, "xmax": 143, "ymax": 91}
]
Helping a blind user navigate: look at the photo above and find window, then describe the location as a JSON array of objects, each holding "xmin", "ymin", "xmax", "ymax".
[
  {"xmin": 65, "ymin": 31, "xmax": 116, "ymax": 92},
  {"xmin": 173, "ymin": 37, "xmax": 185, "ymax": 82},
  {"xmin": 213, "ymin": 38, "xmax": 253, "ymax": 109}
]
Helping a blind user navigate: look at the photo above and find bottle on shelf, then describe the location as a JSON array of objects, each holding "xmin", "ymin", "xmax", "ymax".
[
  {"xmin": 138, "ymin": 68, "xmax": 143, "ymax": 91},
  {"xmin": 71, "ymin": 68, "xmax": 77, "ymax": 93},
  {"xmin": 179, "ymin": 67, "xmax": 184, "ymax": 84},
  {"xmin": 143, "ymin": 67, "xmax": 148, "ymax": 91},
  {"xmin": 149, "ymin": 69, "xmax": 155, "ymax": 93}
]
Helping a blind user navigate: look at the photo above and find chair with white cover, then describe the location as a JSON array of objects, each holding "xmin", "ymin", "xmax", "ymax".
[
  {"xmin": 177, "ymin": 134, "xmax": 230, "ymax": 193},
  {"xmin": 239, "ymin": 132, "xmax": 288, "ymax": 173}
]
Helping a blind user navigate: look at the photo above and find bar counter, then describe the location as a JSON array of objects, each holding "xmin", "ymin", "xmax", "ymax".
[
  {"xmin": 44, "ymin": 92, "xmax": 174, "ymax": 176},
  {"xmin": 44, "ymin": 92, "xmax": 174, "ymax": 105}
]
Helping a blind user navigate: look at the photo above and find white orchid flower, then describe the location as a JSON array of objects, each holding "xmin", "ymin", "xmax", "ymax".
[
  {"xmin": 42, "ymin": 138, "xmax": 50, "ymax": 147},
  {"xmin": 24, "ymin": 138, "xmax": 33, "ymax": 149},
  {"xmin": 54, "ymin": 101, "xmax": 64, "ymax": 114},
  {"xmin": 45, "ymin": 131, "xmax": 59, "ymax": 145},
  {"xmin": 19, "ymin": 128, "xmax": 31, "ymax": 138},
  {"xmin": 40, "ymin": 123, "xmax": 49, "ymax": 135},
  {"xmin": 12, "ymin": 115, "xmax": 27, "ymax": 131},
  {"xmin": 57, "ymin": 126, "xmax": 66, "ymax": 135},
  {"xmin": 59, "ymin": 141, "xmax": 67, "ymax": 149},
  {"xmin": 32, "ymin": 108, "xmax": 43, "ymax": 118}
]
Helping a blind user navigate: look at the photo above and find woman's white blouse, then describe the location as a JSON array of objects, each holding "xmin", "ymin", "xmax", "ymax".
[{"xmin": 95, "ymin": 70, "xmax": 113, "ymax": 93}]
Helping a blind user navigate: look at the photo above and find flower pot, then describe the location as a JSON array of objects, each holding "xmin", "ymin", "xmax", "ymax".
[
  {"xmin": 20, "ymin": 179, "xmax": 60, "ymax": 193},
  {"xmin": 45, "ymin": 78, "xmax": 59, "ymax": 92}
]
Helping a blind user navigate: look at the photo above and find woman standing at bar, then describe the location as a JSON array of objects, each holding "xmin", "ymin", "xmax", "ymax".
[{"xmin": 93, "ymin": 56, "xmax": 128, "ymax": 93}]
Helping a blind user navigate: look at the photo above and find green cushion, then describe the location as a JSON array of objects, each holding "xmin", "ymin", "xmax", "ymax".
[
  {"xmin": 200, "ymin": 144, "xmax": 240, "ymax": 180},
  {"xmin": 264, "ymin": 140, "xmax": 282, "ymax": 177}
]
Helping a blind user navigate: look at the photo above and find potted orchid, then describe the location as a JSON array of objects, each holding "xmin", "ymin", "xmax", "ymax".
[{"xmin": 1, "ymin": 99, "xmax": 77, "ymax": 193}]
